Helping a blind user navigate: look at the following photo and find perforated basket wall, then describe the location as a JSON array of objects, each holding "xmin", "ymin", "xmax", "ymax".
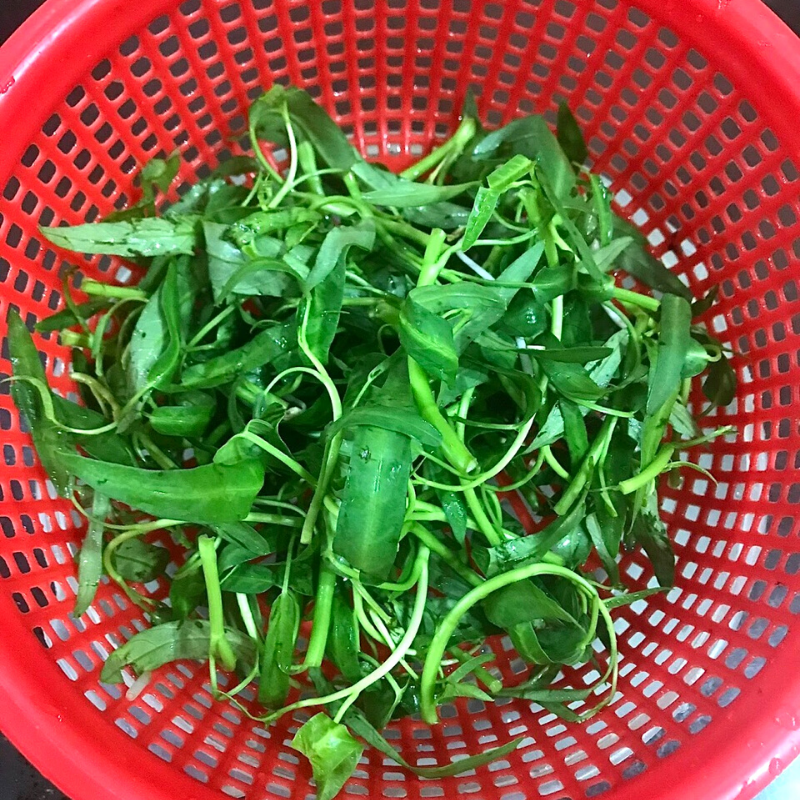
[{"xmin": 1, "ymin": 1, "xmax": 800, "ymax": 799}]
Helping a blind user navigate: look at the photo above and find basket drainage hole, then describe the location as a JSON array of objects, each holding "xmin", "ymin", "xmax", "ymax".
[
  {"xmin": 148, "ymin": 742, "xmax": 172, "ymax": 762},
  {"xmin": 56, "ymin": 658, "xmax": 78, "ymax": 681},
  {"xmin": 184, "ymin": 764, "xmax": 209, "ymax": 783},
  {"xmin": 114, "ymin": 718, "xmax": 138, "ymax": 739}
]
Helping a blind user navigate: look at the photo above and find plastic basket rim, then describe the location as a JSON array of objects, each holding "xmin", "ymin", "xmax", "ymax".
[{"xmin": 1, "ymin": 1, "xmax": 800, "ymax": 799}]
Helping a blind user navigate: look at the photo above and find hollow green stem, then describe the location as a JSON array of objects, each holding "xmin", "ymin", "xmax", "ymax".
[
  {"xmin": 554, "ymin": 417, "xmax": 616, "ymax": 516},
  {"xmin": 238, "ymin": 430, "xmax": 316, "ymax": 484},
  {"xmin": 407, "ymin": 502, "xmax": 513, "ymax": 539},
  {"xmin": 355, "ymin": 582, "xmax": 392, "ymax": 624},
  {"xmin": 409, "ymin": 524, "xmax": 481, "ymax": 588},
  {"xmin": 91, "ymin": 298, "xmax": 138, "ymax": 379},
  {"xmin": 235, "ymin": 381, "xmax": 260, "ymax": 408},
  {"xmin": 4, "ymin": 375, "xmax": 117, "ymax": 437},
  {"xmin": 341, "ymin": 296, "xmax": 383, "ymax": 307},
  {"xmin": 217, "ymin": 660, "xmax": 260, "ymax": 703},
  {"xmin": 267, "ymin": 105, "xmax": 298, "ymax": 209},
  {"xmin": 243, "ymin": 512, "xmax": 302, "ymax": 527},
  {"xmin": 352, "ymin": 587, "xmax": 386, "ymax": 643},
  {"xmin": 333, "ymin": 692, "xmax": 361, "ymax": 724},
  {"xmin": 302, "ymin": 566, "xmax": 336, "ymax": 669},
  {"xmin": 375, "ymin": 218, "xmax": 430, "ymax": 248},
  {"xmin": 301, "ymin": 433, "xmax": 342, "ymax": 545},
  {"xmin": 409, "ymin": 360, "xmax": 477, "ymax": 474},
  {"xmin": 70, "ymin": 372, "xmax": 120, "ymax": 419},
  {"xmin": 417, "ymin": 228, "xmax": 448, "ymax": 286},
  {"xmin": 59, "ymin": 331, "xmax": 90, "ymax": 348},
  {"xmin": 575, "ymin": 400, "xmax": 635, "ymax": 418},
  {"xmin": 450, "ymin": 385, "xmax": 538, "ymax": 492},
  {"xmin": 408, "ymin": 229, "xmax": 478, "ymax": 472},
  {"xmin": 674, "ymin": 425, "xmax": 736, "ymax": 451},
  {"xmin": 400, "ymin": 116, "xmax": 477, "ymax": 182},
  {"xmin": 618, "ymin": 444, "xmax": 676, "ymax": 495},
  {"xmin": 462, "ymin": 484, "xmax": 501, "ymax": 546},
  {"xmin": 297, "ymin": 140, "xmax": 324, "ymax": 196},
  {"xmin": 137, "ymin": 432, "xmax": 177, "ymax": 470},
  {"xmin": 473, "ymin": 228, "xmax": 540, "ymax": 248},
  {"xmin": 249, "ymin": 131, "xmax": 282, "ymax": 184},
  {"xmin": 611, "ymin": 287, "xmax": 660, "ymax": 313},
  {"xmin": 456, "ymin": 415, "xmax": 537, "ymax": 491},
  {"xmin": 377, "ymin": 548, "xmax": 426, "ymax": 592},
  {"xmin": 251, "ymin": 498, "xmax": 305, "ymax": 515},
  {"xmin": 454, "ymin": 386, "xmax": 475, "ymax": 441},
  {"xmin": 343, "ymin": 172, "xmax": 367, "ymax": 206},
  {"xmin": 294, "ymin": 302, "xmax": 345, "ymax": 544},
  {"xmin": 495, "ymin": 451, "xmax": 546, "ymax": 491},
  {"xmin": 367, "ymin": 611, "xmax": 418, "ymax": 678},
  {"xmin": 542, "ymin": 445, "xmax": 571, "ymax": 481},
  {"xmin": 236, "ymin": 593, "xmax": 260, "ymax": 641},
  {"xmin": 198, "ymin": 535, "xmax": 236, "ymax": 672},
  {"xmin": 483, "ymin": 484, "xmax": 503, "ymax": 528},
  {"xmin": 680, "ymin": 376, "xmax": 692, "ymax": 406},
  {"xmin": 264, "ymin": 365, "xmax": 341, "ymax": 418},
  {"xmin": 420, "ymin": 562, "xmax": 602, "ymax": 724},
  {"xmin": 258, "ymin": 546, "xmax": 430, "ymax": 724},
  {"xmin": 549, "ymin": 218, "xmax": 573, "ymax": 253},
  {"xmin": 308, "ymin": 197, "xmax": 362, "ymax": 217},
  {"xmin": 551, "ymin": 295, "xmax": 564, "ymax": 340},
  {"xmin": 80, "ymin": 280, "xmax": 147, "ymax": 301},
  {"xmin": 186, "ymin": 305, "xmax": 235, "ymax": 350}
]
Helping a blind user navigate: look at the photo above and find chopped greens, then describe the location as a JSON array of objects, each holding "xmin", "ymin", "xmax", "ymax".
[{"xmin": 11, "ymin": 88, "xmax": 735, "ymax": 797}]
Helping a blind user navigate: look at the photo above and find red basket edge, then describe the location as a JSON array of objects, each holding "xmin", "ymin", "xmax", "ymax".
[{"xmin": 0, "ymin": 597, "xmax": 217, "ymax": 800}]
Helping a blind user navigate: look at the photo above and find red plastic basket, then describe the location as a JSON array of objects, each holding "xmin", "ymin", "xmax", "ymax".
[{"xmin": 1, "ymin": 1, "xmax": 800, "ymax": 799}]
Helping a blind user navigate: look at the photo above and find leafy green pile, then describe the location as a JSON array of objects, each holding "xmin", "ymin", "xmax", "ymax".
[{"xmin": 9, "ymin": 86, "xmax": 735, "ymax": 798}]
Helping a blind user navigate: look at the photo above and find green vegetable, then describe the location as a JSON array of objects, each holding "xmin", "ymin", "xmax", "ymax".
[
  {"xmin": 112, "ymin": 538, "xmax": 170, "ymax": 583},
  {"xmin": 333, "ymin": 426, "xmax": 413, "ymax": 579},
  {"xmin": 74, "ymin": 492, "xmax": 110, "ymax": 617},
  {"xmin": 361, "ymin": 180, "xmax": 474, "ymax": 208},
  {"xmin": 41, "ymin": 218, "xmax": 196, "ymax": 258},
  {"xmin": 148, "ymin": 392, "xmax": 216, "ymax": 438},
  {"xmin": 145, "ymin": 259, "xmax": 185, "ymax": 388},
  {"xmin": 169, "ymin": 562, "xmax": 206, "ymax": 620},
  {"xmin": 326, "ymin": 590, "xmax": 363, "ymax": 683},
  {"xmin": 259, "ymin": 589, "xmax": 300, "ymax": 708},
  {"xmin": 328, "ymin": 405, "xmax": 441, "ymax": 449},
  {"xmin": 7, "ymin": 311, "xmax": 72, "ymax": 492},
  {"xmin": 647, "ymin": 294, "xmax": 692, "ymax": 416},
  {"xmin": 474, "ymin": 502, "xmax": 586, "ymax": 577},
  {"xmin": 305, "ymin": 221, "xmax": 376, "ymax": 291},
  {"xmin": 291, "ymin": 714, "xmax": 364, "ymax": 800},
  {"xmin": 100, "ymin": 620, "xmax": 255, "ymax": 683},
  {"xmin": 15, "ymin": 87, "xmax": 733, "ymax": 799},
  {"xmin": 399, "ymin": 296, "xmax": 458, "ymax": 384},
  {"xmin": 180, "ymin": 324, "xmax": 295, "ymax": 389},
  {"xmin": 343, "ymin": 702, "xmax": 523, "ymax": 777},
  {"xmin": 36, "ymin": 298, "xmax": 112, "ymax": 333},
  {"xmin": 58, "ymin": 453, "xmax": 265, "ymax": 524},
  {"xmin": 474, "ymin": 115, "xmax": 575, "ymax": 199},
  {"xmin": 556, "ymin": 102, "xmax": 588, "ymax": 167}
]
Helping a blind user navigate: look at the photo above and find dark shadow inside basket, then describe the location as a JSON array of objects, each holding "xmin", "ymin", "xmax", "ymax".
[{"xmin": 0, "ymin": 2, "xmax": 799, "ymax": 800}]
